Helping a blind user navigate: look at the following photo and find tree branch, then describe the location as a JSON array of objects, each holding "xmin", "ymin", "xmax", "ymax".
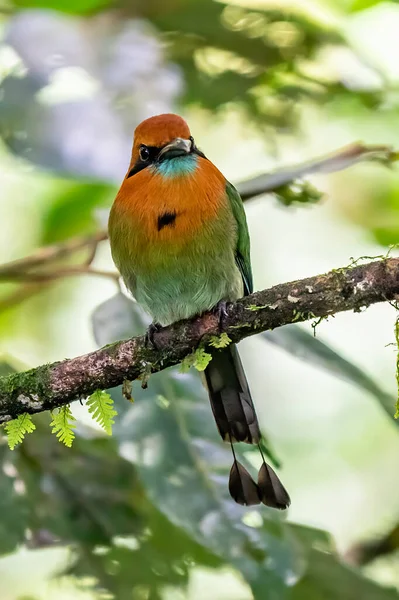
[
  {"xmin": 0, "ymin": 230, "xmax": 108, "ymax": 277},
  {"xmin": 0, "ymin": 256, "xmax": 398, "ymax": 423},
  {"xmin": 236, "ymin": 142, "xmax": 398, "ymax": 200},
  {"xmin": 0, "ymin": 142, "xmax": 396, "ymax": 289},
  {"xmin": 345, "ymin": 523, "xmax": 399, "ymax": 566}
]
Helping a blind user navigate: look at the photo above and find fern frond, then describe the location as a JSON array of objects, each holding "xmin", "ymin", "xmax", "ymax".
[
  {"xmin": 193, "ymin": 348, "xmax": 212, "ymax": 371},
  {"xmin": 180, "ymin": 348, "xmax": 213, "ymax": 373},
  {"xmin": 5, "ymin": 413, "xmax": 36, "ymax": 450},
  {"xmin": 209, "ymin": 333, "xmax": 232, "ymax": 349},
  {"xmin": 50, "ymin": 404, "xmax": 76, "ymax": 447},
  {"xmin": 87, "ymin": 390, "xmax": 117, "ymax": 435},
  {"xmin": 180, "ymin": 354, "xmax": 195, "ymax": 373}
]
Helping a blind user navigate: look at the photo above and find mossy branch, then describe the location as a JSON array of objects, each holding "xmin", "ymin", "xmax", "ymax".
[{"xmin": 0, "ymin": 256, "xmax": 398, "ymax": 423}]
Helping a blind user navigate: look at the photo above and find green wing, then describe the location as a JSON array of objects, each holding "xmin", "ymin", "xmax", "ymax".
[{"xmin": 226, "ymin": 181, "xmax": 253, "ymax": 295}]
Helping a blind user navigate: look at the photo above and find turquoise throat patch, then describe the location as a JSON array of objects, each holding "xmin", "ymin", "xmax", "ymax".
[{"xmin": 154, "ymin": 154, "xmax": 198, "ymax": 178}]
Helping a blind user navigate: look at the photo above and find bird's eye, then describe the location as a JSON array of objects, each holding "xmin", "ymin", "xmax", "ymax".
[{"xmin": 139, "ymin": 145, "xmax": 150, "ymax": 161}]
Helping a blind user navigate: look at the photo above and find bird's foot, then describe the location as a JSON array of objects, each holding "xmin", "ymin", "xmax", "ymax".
[
  {"xmin": 145, "ymin": 322, "xmax": 161, "ymax": 349},
  {"xmin": 213, "ymin": 300, "xmax": 233, "ymax": 331}
]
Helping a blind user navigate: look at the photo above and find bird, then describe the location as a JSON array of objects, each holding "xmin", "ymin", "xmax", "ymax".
[{"xmin": 108, "ymin": 113, "xmax": 290, "ymax": 509}]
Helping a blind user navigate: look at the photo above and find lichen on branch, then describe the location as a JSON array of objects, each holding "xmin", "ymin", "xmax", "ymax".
[{"xmin": 0, "ymin": 256, "xmax": 398, "ymax": 423}]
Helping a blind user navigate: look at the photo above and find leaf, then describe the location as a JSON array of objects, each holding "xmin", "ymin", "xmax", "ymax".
[
  {"xmin": 180, "ymin": 354, "xmax": 195, "ymax": 374},
  {"xmin": 112, "ymin": 372, "xmax": 305, "ymax": 598},
  {"xmin": 193, "ymin": 348, "xmax": 212, "ymax": 371},
  {"xmin": 41, "ymin": 181, "xmax": 114, "ymax": 244},
  {"xmin": 349, "ymin": 0, "xmax": 382, "ymax": 12},
  {"xmin": 209, "ymin": 333, "xmax": 232, "ymax": 349},
  {"xmin": 285, "ymin": 524, "xmax": 399, "ymax": 599},
  {"xmin": 290, "ymin": 543, "xmax": 399, "ymax": 600},
  {"xmin": 12, "ymin": 0, "xmax": 110, "ymax": 14},
  {"xmin": 0, "ymin": 448, "xmax": 29, "ymax": 555},
  {"xmin": 50, "ymin": 404, "xmax": 76, "ymax": 447},
  {"xmin": 0, "ymin": 358, "xmax": 17, "ymax": 377},
  {"xmin": 92, "ymin": 293, "xmax": 150, "ymax": 347},
  {"xmin": 180, "ymin": 348, "xmax": 212, "ymax": 373},
  {"xmin": 88, "ymin": 294, "xmax": 397, "ymax": 599},
  {"xmin": 263, "ymin": 325, "xmax": 396, "ymax": 421},
  {"xmin": 9, "ymin": 414, "xmax": 222, "ymax": 598},
  {"xmin": 4, "ymin": 413, "xmax": 36, "ymax": 450},
  {"xmin": 87, "ymin": 390, "xmax": 117, "ymax": 435}
]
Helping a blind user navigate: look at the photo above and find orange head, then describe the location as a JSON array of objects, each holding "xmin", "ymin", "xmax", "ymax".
[
  {"xmin": 126, "ymin": 113, "xmax": 206, "ymax": 179},
  {"xmin": 110, "ymin": 112, "xmax": 227, "ymax": 250}
]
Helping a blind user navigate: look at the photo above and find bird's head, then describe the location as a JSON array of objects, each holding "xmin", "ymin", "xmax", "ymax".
[{"xmin": 126, "ymin": 114, "xmax": 205, "ymax": 179}]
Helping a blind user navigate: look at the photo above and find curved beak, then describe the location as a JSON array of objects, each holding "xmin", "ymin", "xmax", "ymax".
[{"xmin": 158, "ymin": 137, "xmax": 192, "ymax": 161}]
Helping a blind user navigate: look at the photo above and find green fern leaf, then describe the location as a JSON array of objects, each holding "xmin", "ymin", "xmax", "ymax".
[
  {"xmin": 50, "ymin": 405, "xmax": 76, "ymax": 447},
  {"xmin": 5, "ymin": 413, "xmax": 36, "ymax": 450},
  {"xmin": 193, "ymin": 348, "xmax": 212, "ymax": 371},
  {"xmin": 87, "ymin": 390, "xmax": 117, "ymax": 435},
  {"xmin": 180, "ymin": 354, "xmax": 195, "ymax": 373},
  {"xmin": 180, "ymin": 348, "xmax": 213, "ymax": 373},
  {"xmin": 209, "ymin": 333, "xmax": 232, "ymax": 349}
]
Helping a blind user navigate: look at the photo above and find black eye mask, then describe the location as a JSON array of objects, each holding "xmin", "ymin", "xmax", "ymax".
[{"xmin": 126, "ymin": 138, "xmax": 206, "ymax": 179}]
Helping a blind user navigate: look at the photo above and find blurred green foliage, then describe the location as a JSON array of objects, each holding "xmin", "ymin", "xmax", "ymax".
[
  {"xmin": 1, "ymin": 298, "xmax": 398, "ymax": 599},
  {"xmin": 13, "ymin": 0, "xmax": 109, "ymax": 12},
  {"xmin": 41, "ymin": 181, "xmax": 114, "ymax": 244},
  {"xmin": 1, "ymin": 0, "xmax": 399, "ymax": 598}
]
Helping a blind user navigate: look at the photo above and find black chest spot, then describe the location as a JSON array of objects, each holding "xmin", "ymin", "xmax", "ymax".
[{"xmin": 158, "ymin": 211, "xmax": 177, "ymax": 231}]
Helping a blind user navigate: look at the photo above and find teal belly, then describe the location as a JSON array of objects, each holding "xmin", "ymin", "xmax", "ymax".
[{"xmin": 130, "ymin": 251, "xmax": 243, "ymax": 326}]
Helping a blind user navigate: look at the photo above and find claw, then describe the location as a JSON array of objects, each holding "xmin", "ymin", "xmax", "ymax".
[
  {"xmin": 213, "ymin": 300, "xmax": 232, "ymax": 331},
  {"xmin": 145, "ymin": 322, "xmax": 161, "ymax": 349}
]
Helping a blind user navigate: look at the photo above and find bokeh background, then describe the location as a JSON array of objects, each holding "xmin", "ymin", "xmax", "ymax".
[{"xmin": 1, "ymin": 0, "xmax": 399, "ymax": 598}]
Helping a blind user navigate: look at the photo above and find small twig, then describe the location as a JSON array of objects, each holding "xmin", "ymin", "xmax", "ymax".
[
  {"xmin": 0, "ymin": 266, "xmax": 119, "ymax": 283},
  {"xmin": 345, "ymin": 523, "xmax": 399, "ymax": 566},
  {"xmin": 83, "ymin": 244, "xmax": 98, "ymax": 267},
  {"xmin": 0, "ymin": 231, "xmax": 108, "ymax": 277},
  {"xmin": 237, "ymin": 142, "xmax": 398, "ymax": 200},
  {"xmin": 0, "ymin": 283, "xmax": 49, "ymax": 313}
]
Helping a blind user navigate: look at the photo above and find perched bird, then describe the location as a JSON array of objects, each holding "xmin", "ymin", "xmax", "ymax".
[{"xmin": 108, "ymin": 113, "xmax": 290, "ymax": 509}]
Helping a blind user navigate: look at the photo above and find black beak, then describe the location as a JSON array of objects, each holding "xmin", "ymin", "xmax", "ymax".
[{"xmin": 157, "ymin": 137, "xmax": 192, "ymax": 161}]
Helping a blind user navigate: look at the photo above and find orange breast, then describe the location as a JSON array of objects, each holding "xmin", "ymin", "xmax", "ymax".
[{"xmin": 112, "ymin": 157, "xmax": 227, "ymax": 248}]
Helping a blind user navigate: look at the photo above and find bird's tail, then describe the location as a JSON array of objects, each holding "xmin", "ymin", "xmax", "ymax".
[{"xmin": 204, "ymin": 343, "xmax": 290, "ymax": 509}]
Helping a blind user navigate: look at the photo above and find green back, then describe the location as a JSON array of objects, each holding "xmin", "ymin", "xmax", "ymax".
[{"xmin": 226, "ymin": 181, "xmax": 253, "ymax": 295}]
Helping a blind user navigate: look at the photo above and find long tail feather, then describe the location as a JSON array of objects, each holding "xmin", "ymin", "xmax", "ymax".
[
  {"xmin": 257, "ymin": 462, "xmax": 290, "ymax": 509},
  {"xmin": 204, "ymin": 344, "xmax": 290, "ymax": 509},
  {"xmin": 204, "ymin": 344, "xmax": 260, "ymax": 444}
]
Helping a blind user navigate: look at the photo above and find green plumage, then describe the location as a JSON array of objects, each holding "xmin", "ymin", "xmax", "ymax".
[
  {"xmin": 109, "ymin": 136, "xmax": 290, "ymax": 508},
  {"xmin": 110, "ymin": 178, "xmax": 252, "ymax": 327},
  {"xmin": 226, "ymin": 181, "xmax": 253, "ymax": 296},
  {"xmin": 134, "ymin": 191, "xmax": 244, "ymax": 325}
]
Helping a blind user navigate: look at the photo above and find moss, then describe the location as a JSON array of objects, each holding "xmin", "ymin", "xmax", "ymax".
[
  {"xmin": 0, "ymin": 364, "xmax": 52, "ymax": 407},
  {"xmin": 102, "ymin": 341, "xmax": 123, "ymax": 359},
  {"xmin": 229, "ymin": 322, "xmax": 252, "ymax": 330},
  {"xmin": 311, "ymin": 315, "xmax": 329, "ymax": 336},
  {"xmin": 291, "ymin": 310, "xmax": 316, "ymax": 323},
  {"xmin": 138, "ymin": 362, "xmax": 152, "ymax": 389},
  {"xmin": 246, "ymin": 304, "xmax": 270, "ymax": 312},
  {"xmin": 246, "ymin": 303, "xmax": 279, "ymax": 312}
]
